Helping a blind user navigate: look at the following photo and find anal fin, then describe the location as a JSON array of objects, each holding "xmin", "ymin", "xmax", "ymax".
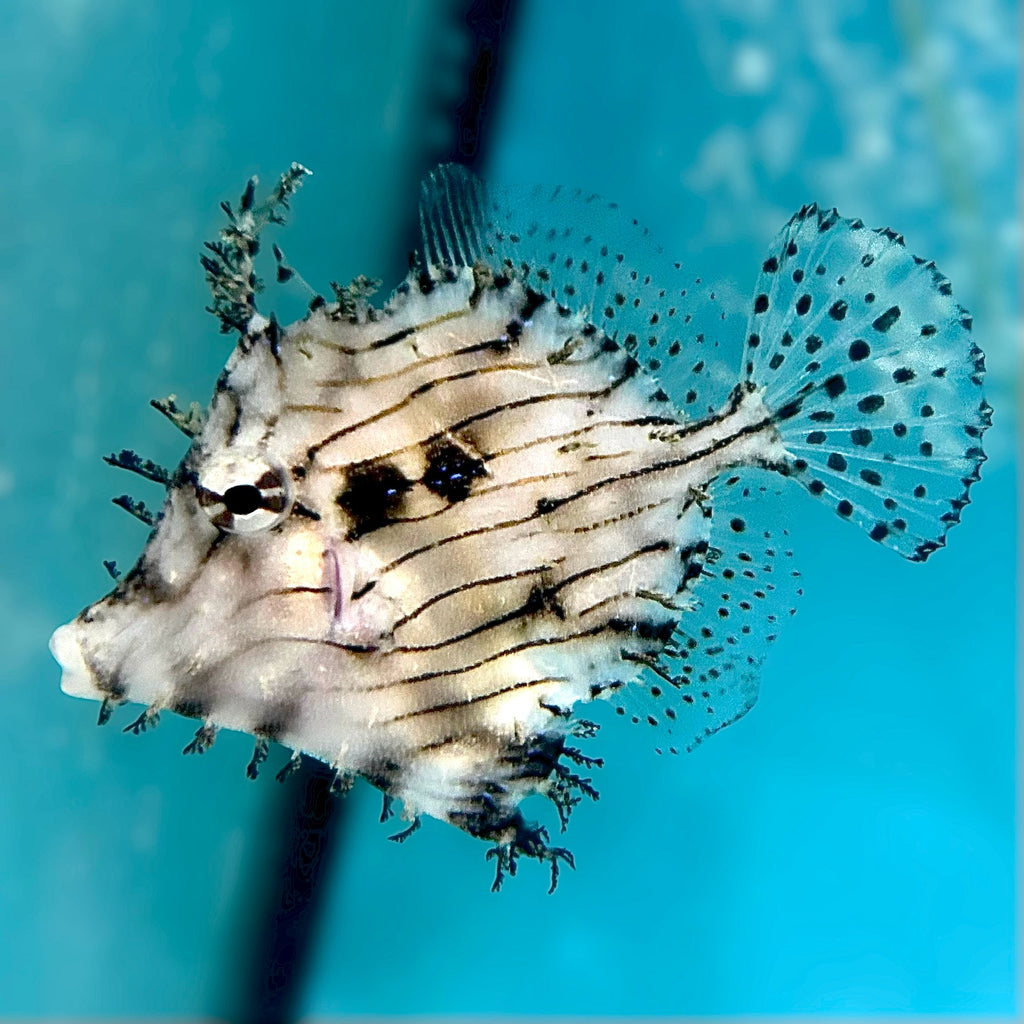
[{"xmin": 618, "ymin": 471, "xmax": 802, "ymax": 753}]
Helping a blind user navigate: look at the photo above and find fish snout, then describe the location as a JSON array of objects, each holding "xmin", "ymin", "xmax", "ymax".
[{"xmin": 49, "ymin": 620, "xmax": 104, "ymax": 700}]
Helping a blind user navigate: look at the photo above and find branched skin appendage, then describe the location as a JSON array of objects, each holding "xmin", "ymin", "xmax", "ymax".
[
  {"xmin": 329, "ymin": 275, "xmax": 382, "ymax": 322},
  {"xmin": 388, "ymin": 817, "xmax": 421, "ymax": 843},
  {"xmin": 97, "ymin": 695, "xmax": 125, "ymax": 727},
  {"xmin": 430, "ymin": 726, "xmax": 602, "ymax": 891},
  {"xmin": 201, "ymin": 163, "xmax": 310, "ymax": 334},
  {"xmin": 150, "ymin": 395, "xmax": 206, "ymax": 438},
  {"xmin": 330, "ymin": 769, "xmax": 355, "ymax": 795},
  {"xmin": 570, "ymin": 718, "xmax": 600, "ymax": 739},
  {"xmin": 246, "ymin": 736, "xmax": 270, "ymax": 779},
  {"xmin": 104, "ymin": 449, "xmax": 172, "ymax": 486},
  {"xmin": 182, "ymin": 722, "xmax": 217, "ymax": 756},
  {"xmin": 548, "ymin": 744, "xmax": 603, "ymax": 832},
  {"xmin": 482, "ymin": 817, "xmax": 576, "ymax": 895},
  {"xmin": 123, "ymin": 705, "xmax": 161, "ymax": 735},
  {"xmin": 111, "ymin": 494, "xmax": 157, "ymax": 527},
  {"xmin": 275, "ymin": 752, "xmax": 303, "ymax": 783}
]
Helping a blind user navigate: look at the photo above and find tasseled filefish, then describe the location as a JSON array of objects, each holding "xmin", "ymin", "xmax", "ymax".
[{"xmin": 49, "ymin": 164, "xmax": 991, "ymax": 891}]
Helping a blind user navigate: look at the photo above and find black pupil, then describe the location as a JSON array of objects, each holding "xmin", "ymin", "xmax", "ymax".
[{"xmin": 223, "ymin": 484, "xmax": 263, "ymax": 516}]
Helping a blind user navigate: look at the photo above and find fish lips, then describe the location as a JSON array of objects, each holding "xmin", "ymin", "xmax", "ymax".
[{"xmin": 50, "ymin": 619, "xmax": 105, "ymax": 700}]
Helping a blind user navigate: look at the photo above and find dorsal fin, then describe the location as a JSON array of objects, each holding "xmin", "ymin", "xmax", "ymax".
[{"xmin": 418, "ymin": 164, "xmax": 744, "ymax": 416}]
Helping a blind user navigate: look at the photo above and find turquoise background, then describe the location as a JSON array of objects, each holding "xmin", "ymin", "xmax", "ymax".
[{"xmin": 1, "ymin": 0, "xmax": 1016, "ymax": 1017}]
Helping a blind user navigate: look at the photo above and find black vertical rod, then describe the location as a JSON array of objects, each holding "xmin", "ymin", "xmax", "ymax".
[{"xmin": 220, "ymin": 3, "xmax": 521, "ymax": 1022}]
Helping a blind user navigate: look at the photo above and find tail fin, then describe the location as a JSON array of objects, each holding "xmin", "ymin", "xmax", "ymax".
[{"xmin": 744, "ymin": 205, "xmax": 991, "ymax": 561}]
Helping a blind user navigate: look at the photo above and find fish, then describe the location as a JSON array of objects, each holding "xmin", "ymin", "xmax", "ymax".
[{"xmin": 49, "ymin": 163, "xmax": 991, "ymax": 890}]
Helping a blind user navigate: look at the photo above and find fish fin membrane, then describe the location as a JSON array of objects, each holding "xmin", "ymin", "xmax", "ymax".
[
  {"xmin": 745, "ymin": 204, "xmax": 991, "ymax": 562},
  {"xmin": 418, "ymin": 163, "xmax": 741, "ymax": 414},
  {"xmin": 618, "ymin": 471, "xmax": 802, "ymax": 754}
]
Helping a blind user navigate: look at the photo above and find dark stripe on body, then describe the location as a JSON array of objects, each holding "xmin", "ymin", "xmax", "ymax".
[
  {"xmin": 325, "ymin": 414, "xmax": 678, "ymax": 478},
  {"xmin": 390, "ymin": 562, "xmax": 559, "ymax": 632},
  {"xmin": 314, "ymin": 337, "xmax": 516, "ymax": 389},
  {"xmin": 306, "ymin": 355, "xmax": 637, "ymax": 463},
  {"xmin": 309, "ymin": 307, "xmax": 471, "ymax": 356},
  {"xmin": 302, "ymin": 360, "xmax": 539, "ymax": 453},
  {"xmin": 382, "ymin": 676, "xmax": 570, "ymax": 724}
]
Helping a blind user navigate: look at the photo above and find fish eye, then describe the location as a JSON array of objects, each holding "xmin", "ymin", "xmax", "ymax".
[{"xmin": 195, "ymin": 449, "xmax": 293, "ymax": 534}]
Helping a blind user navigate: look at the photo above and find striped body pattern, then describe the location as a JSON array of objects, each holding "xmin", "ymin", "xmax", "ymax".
[{"xmin": 50, "ymin": 165, "xmax": 991, "ymax": 888}]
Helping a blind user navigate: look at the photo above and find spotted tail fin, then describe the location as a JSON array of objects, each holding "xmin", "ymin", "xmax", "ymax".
[{"xmin": 744, "ymin": 205, "xmax": 991, "ymax": 561}]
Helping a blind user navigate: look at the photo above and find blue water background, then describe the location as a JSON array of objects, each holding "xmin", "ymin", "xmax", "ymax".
[{"xmin": 0, "ymin": 0, "xmax": 1016, "ymax": 1016}]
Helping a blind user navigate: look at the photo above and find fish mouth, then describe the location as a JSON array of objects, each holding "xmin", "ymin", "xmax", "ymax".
[
  {"xmin": 49, "ymin": 620, "xmax": 104, "ymax": 700},
  {"xmin": 323, "ymin": 543, "xmax": 345, "ymax": 628}
]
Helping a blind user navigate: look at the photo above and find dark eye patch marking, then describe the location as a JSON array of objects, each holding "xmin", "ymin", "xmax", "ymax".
[
  {"xmin": 337, "ymin": 463, "xmax": 412, "ymax": 538},
  {"xmin": 422, "ymin": 441, "xmax": 487, "ymax": 503}
]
